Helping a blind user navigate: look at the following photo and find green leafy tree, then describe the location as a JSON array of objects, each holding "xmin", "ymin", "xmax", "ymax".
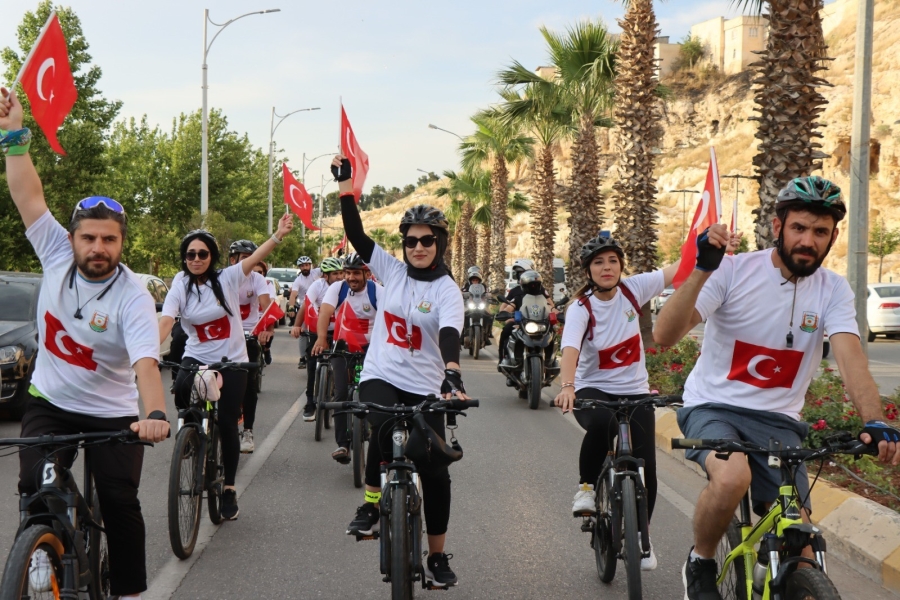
[
  {"xmin": 869, "ymin": 219, "xmax": 900, "ymax": 283},
  {"xmin": 675, "ymin": 35, "xmax": 705, "ymax": 70}
]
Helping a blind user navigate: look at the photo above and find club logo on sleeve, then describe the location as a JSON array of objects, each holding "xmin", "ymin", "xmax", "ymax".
[
  {"xmin": 384, "ymin": 311, "xmax": 422, "ymax": 350},
  {"xmin": 727, "ymin": 340, "xmax": 804, "ymax": 389},
  {"xmin": 44, "ymin": 312, "xmax": 97, "ymax": 371},
  {"xmin": 598, "ymin": 334, "xmax": 641, "ymax": 369},
  {"xmin": 194, "ymin": 314, "xmax": 231, "ymax": 343},
  {"xmin": 240, "ymin": 303, "xmax": 251, "ymax": 321},
  {"xmin": 89, "ymin": 311, "xmax": 108, "ymax": 333},
  {"xmin": 625, "ymin": 309, "xmax": 636, "ymax": 322},
  {"xmin": 800, "ymin": 312, "xmax": 819, "ymax": 333}
]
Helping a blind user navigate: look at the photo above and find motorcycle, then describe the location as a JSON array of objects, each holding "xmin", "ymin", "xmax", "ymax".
[
  {"xmin": 496, "ymin": 293, "xmax": 564, "ymax": 410},
  {"xmin": 461, "ymin": 283, "xmax": 495, "ymax": 360}
]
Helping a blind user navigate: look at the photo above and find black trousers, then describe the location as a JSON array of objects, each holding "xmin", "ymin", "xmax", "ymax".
[
  {"xmin": 168, "ymin": 320, "xmax": 188, "ymax": 382},
  {"xmin": 498, "ymin": 321, "xmax": 515, "ymax": 359},
  {"xmin": 305, "ymin": 332, "xmax": 333, "ymax": 407},
  {"xmin": 18, "ymin": 398, "xmax": 146, "ymax": 596},
  {"xmin": 361, "ymin": 379, "xmax": 452, "ymax": 536},
  {"xmin": 573, "ymin": 388, "xmax": 658, "ymax": 521},
  {"xmin": 242, "ymin": 338, "xmax": 261, "ymax": 430},
  {"xmin": 175, "ymin": 357, "xmax": 248, "ymax": 486},
  {"xmin": 330, "ymin": 355, "xmax": 351, "ymax": 448}
]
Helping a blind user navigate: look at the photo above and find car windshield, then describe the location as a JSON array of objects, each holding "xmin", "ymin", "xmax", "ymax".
[
  {"xmin": 554, "ymin": 267, "xmax": 565, "ymax": 284},
  {"xmin": 0, "ymin": 281, "xmax": 37, "ymax": 321},
  {"xmin": 269, "ymin": 270, "xmax": 297, "ymax": 283},
  {"xmin": 874, "ymin": 286, "xmax": 900, "ymax": 298}
]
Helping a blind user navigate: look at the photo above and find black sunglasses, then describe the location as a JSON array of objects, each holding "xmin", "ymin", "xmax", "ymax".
[
  {"xmin": 403, "ymin": 234, "xmax": 437, "ymax": 249},
  {"xmin": 185, "ymin": 250, "xmax": 210, "ymax": 261}
]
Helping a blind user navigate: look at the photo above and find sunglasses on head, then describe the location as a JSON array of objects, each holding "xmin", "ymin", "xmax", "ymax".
[
  {"xmin": 185, "ymin": 250, "xmax": 210, "ymax": 261},
  {"xmin": 403, "ymin": 234, "xmax": 437, "ymax": 249},
  {"xmin": 71, "ymin": 196, "xmax": 125, "ymax": 221}
]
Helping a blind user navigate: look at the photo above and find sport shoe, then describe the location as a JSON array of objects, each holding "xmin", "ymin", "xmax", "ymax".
[
  {"xmin": 298, "ymin": 357, "xmax": 307, "ymax": 369},
  {"xmin": 302, "ymin": 405, "xmax": 316, "ymax": 422},
  {"xmin": 572, "ymin": 483, "xmax": 596, "ymax": 516},
  {"xmin": 683, "ymin": 549, "xmax": 721, "ymax": 600},
  {"xmin": 222, "ymin": 489, "xmax": 239, "ymax": 520},
  {"xmin": 346, "ymin": 502, "xmax": 380, "ymax": 536},
  {"xmin": 641, "ymin": 537, "xmax": 658, "ymax": 571},
  {"xmin": 424, "ymin": 552, "xmax": 457, "ymax": 587},
  {"xmin": 239, "ymin": 429, "xmax": 255, "ymax": 454},
  {"xmin": 28, "ymin": 549, "xmax": 51, "ymax": 592},
  {"xmin": 264, "ymin": 350, "xmax": 272, "ymax": 365},
  {"xmin": 332, "ymin": 447, "xmax": 350, "ymax": 464}
]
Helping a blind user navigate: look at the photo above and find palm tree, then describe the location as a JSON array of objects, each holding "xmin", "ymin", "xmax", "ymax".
[
  {"xmin": 436, "ymin": 174, "xmax": 476, "ymax": 273},
  {"xmin": 460, "ymin": 111, "xmax": 534, "ymax": 290}
]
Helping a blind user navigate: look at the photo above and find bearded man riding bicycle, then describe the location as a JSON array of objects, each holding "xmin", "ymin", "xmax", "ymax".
[{"xmin": 654, "ymin": 176, "xmax": 900, "ymax": 600}]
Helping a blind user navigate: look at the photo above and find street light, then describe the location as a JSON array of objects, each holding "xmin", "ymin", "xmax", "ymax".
[
  {"xmin": 303, "ymin": 152, "xmax": 332, "ymax": 182},
  {"xmin": 428, "ymin": 123, "xmax": 464, "ymax": 141},
  {"xmin": 670, "ymin": 189, "xmax": 700, "ymax": 239},
  {"xmin": 721, "ymin": 174, "xmax": 754, "ymax": 230},
  {"xmin": 267, "ymin": 106, "xmax": 320, "ymax": 234},
  {"xmin": 201, "ymin": 7, "xmax": 280, "ymax": 222}
]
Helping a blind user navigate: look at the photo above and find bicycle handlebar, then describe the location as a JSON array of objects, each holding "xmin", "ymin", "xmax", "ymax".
[
  {"xmin": 574, "ymin": 394, "xmax": 682, "ymax": 410},
  {"xmin": 323, "ymin": 397, "xmax": 479, "ymax": 413},
  {"xmin": 0, "ymin": 429, "xmax": 142, "ymax": 447},
  {"xmin": 159, "ymin": 360, "xmax": 258, "ymax": 371},
  {"xmin": 670, "ymin": 437, "xmax": 877, "ymax": 460}
]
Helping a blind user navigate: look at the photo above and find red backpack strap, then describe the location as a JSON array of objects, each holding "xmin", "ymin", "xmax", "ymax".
[
  {"xmin": 576, "ymin": 295, "xmax": 595, "ymax": 345},
  {"xmin": 617, "ymin": 282, "xmax": 644, "ymax": 317}
]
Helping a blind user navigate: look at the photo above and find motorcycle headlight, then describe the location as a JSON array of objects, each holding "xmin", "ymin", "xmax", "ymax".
[
  {"xmin": 0, "ymin": 346, "xmax": 22, "ymax": 365},
  {"xmin": 467, "ymin": 302, "xmax": 476, "ymax": 310},
  {"xmin": 478, "ymin": 303, "xmax": 486, "ymax": 310},
  {"xmin": 524, "ymin": 321, "xmax": 541, "ymax": 334}
]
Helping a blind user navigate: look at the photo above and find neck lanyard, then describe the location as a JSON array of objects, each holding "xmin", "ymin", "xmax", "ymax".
[
  {"xmin": 68, "ymin": 264, "xmax": 123, "ymax": 320},
  {"xmin": 404, "ymin": 277, "xmax": 431, "ymax": 355}
]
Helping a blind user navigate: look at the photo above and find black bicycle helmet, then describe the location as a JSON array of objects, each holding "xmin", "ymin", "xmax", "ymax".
[
  {"xmin": 180, "ymin": 229, "xmax": 221, "ymax": 263},
  {"xmin": 399, "ymin": 204, "xmax": 449, "ymax": 233},
  {"xmin": 228, "ymin": 239, "xmax": 258, "ymax": 257},
  {"xmin": 775, "ymin": 176, "xmax": 846, "ymax": 223},
  {"xmin": 519, "ymin": 270, "xmax": 543, "ymax": 295},
  {"xmin": 343, "ymin": 252, "xmax": 368, "ymax": 271},
  {"xmin": 580, "ymin": 233, "xmax": 625, "ymax": 268}
]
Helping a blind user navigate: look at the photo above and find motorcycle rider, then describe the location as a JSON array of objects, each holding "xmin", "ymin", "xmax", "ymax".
[
  {"xmin": 289, "ymin": 256, "xmax": 321, "ymax": 367},
  {"xmin": 498, "ymin": 261, "xmax": 556, "ymax": 368},
  {"xmin": 461, "ymin": 266, "xmax": 493, "ymax": 347}
]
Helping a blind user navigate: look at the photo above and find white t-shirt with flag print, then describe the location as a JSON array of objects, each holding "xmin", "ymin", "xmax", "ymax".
[
  {"xmin": 683, "ymin": 249, "xmax": 859, "ymax": 419},
  {"xmin": 162, "ymin": 263, "xmax": 250, "ymax": 364},
  {"xmin": 561, "ymin": 271, "xmax": 665, "ymax": 396},
  {"xmin": 291, "ymin": 268, "xmax": 322, "ymax": 300},
  {"xmin": 305, "ymin": 278, "xmax": 336, "ymax": 332},
  {"xmin": 359, "ymin": 244, "xmax": 464, "ymax": 396},
  {"xmin": 25, "ymin": 211, "xmax": 160, "ymax": 418},
  {"xmin": 322, "ymin": 280, "xmax": 384, "ymax": 349},
  {"xmin": 238, "ymin": 271, "xmax": 270, "ymax": 333}
]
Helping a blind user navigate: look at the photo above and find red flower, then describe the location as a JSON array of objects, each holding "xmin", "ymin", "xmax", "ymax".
[
  {"xmin": 670, "ymin": 363, "xmax": 684, "ymax": 372},
  {"xmin": 646, "ymin": 348, "xmax": 657, "ymax": 355},
  {"xmin": 812, "ymin": 419, "xmax": 828, "ymax": 431},
  {"xmin": 888, "ymin": 413, "xmax": 897, "ymax": 421},
  {"xmin": 824, "ymin": 367, "xmax": 834, "ymax": 373}
]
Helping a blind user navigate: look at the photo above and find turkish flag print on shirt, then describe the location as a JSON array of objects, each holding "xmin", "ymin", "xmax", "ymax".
[
  {"xmin": 194, "ymin": 314, "xmax": 231, "ymax": 343},
  {"xmin": 282, "ymin": 163, "xmax": 318, "ymax": 230},
  {"xmin": 727, "ymin": 340, "xmax": 804, "ymax": 389},
  {"xmin": 384, "ymin": 311, "xmax": 422, "ymax": 351},
  {"xmin": 340, "ymin": 106, "xmax": 369, "ymax": 201},
  {"xmin": 44, "ymin": 312, "xmax": 97, "ymax": 371},
  {"xmin": 598, "ymin": 334, "xmax": 642, "ymax": 370},
  {"xmin": 18, "ymin": 14, "xmax": 78, "ymax": 155}
]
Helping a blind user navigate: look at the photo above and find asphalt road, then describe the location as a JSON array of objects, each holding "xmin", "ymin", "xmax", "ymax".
[{"xmin": 0, "ymin": 330, "xmax": 895, "ymax": 599}]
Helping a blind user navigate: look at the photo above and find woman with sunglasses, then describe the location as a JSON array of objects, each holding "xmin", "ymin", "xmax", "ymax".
[
  {"xmin": 333, "ymin": 156, "xmax": 469, "ymax": 589},
  {"xmin": 159, "ymin": 214, "xmax": 293, "ymax": 520}
]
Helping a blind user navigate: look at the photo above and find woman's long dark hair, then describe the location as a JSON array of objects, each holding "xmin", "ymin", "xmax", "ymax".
[{"xmin": 180, "ymin": 232, "xmax": 233, "ymax": 317}]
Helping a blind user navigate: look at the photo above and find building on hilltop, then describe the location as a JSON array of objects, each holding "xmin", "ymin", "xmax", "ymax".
[
  {"xmin": 691, "ymin": 15, "xmax": 768, "ymax": 74},
  {"xmin": 653, "ymin": 36, "xmax": 682, "ymax": 78}
]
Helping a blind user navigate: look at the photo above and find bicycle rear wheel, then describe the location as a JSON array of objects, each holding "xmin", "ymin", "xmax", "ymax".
[
  {"xmin": 323, "ymin": 368, "xmax": 333, "ymax": 430},
  {"xmin": 207, "ymin": 422, "xmax": 225, "ymax": 525},
  {"xmin": 594, "ymin": 473, "xmax": 617, "ymax": 583},
  {"xmin": 718, "ymin": 518, "xmax": 748, "ymax": 600},
  {"xmin": 314, "ymin": 365, "xmax": 328, "ymax": 441},
  {"xmin": 621, "ymin": 478, "xmax": 642, "ymax": 600},
  {"xmin": 785, "ymin": 567, "xmax": 840, "ymax": 600},
  {"xmin": 168, "ymin": 427, "xmax": 202, "ymax": 558},
  {"xmin": 352, "ymin": 414, "xmax": 367, "ymax": 489},
  {"xmin": 391, "ymin": 486, "xmax": 413, "ymax": 600},
  {"xmin": 0, "ymin": 525, "xmax": 65, "ymax": 600},
  {"xmin": 86, "ymin": 485, "xmax": 110, "ymax": 599}
]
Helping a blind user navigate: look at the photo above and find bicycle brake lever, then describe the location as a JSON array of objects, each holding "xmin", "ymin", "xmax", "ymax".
[{"xmin": 714, "ymin": 451, "xmax": 732, "ymax": 461}]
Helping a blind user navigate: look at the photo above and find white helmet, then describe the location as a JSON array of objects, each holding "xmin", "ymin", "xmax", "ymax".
[{"xmin": 511, "ymin": 259, "xmax": 535, "ymax": 280}]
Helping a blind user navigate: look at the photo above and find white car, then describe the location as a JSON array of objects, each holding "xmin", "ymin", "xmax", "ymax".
[
  {"xmin": 652, "ymin": 287, "xmax": 675, "ymax": 314},
  {"xmin": 268, "ymin": 267, "xmax": 300, "ymax": 299},
  {"xmin": 136, "ymin": 274, "xmax": 171, "ymax": 357},
  {"xmin": 867, "ymin": 283, "xmax": 900, "ymax": 342},
  {"xmin": 266, "ymin": 277, "xmax": 288, "ymax": 326}
]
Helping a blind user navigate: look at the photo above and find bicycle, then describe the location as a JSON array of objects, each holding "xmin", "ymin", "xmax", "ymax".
[
  {"xmin": 245, "ymin": 333, "xmax": 265, "ymax": 393},
  {"xmin": 313, "ymin": 356, "xmax": 334, "ymax": 442},
  {"xmin": 671, "ymin": 432, "xmax": 878, "ymax": 600},
  {"xmin": 319, "ymin": 342, "xmax": 369, "ymax": 487},
  {"xmin": 0, "ymin": 429, "xmax": 149, "ymax": 600},
  {"xmin": 573, "ymin": 394, "xmax": 683, "ymax": 600},
  {"xmin": 325, "ymin": 395, "xmax": 478, "ymax": 600},
  {"xmin": 160, "ymin": 359, "xmax": 256, "ymax": 559}
]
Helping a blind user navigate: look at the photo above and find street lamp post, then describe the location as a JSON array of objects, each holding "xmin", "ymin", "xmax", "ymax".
[
  {"xmin": 313, "ymin": 176, "xmax": 335, "ymax": 256},
  {"xmin": 201, "ymin": 7, "xmax": 280, "ymax": 223},
  {"xmin": 267, "ymin": 106, "xmax": 320, "ymax": 235},
  {"xmin": 670, "ymin": 189, "xmax": 700, "ymax": 239},
  {"xmin": 721, "ymin": 174, "xmax": 754, "ymax": 231},
  {"xmin": 428, "ymin": 124, "xmax": 464, "ymax": 141}
]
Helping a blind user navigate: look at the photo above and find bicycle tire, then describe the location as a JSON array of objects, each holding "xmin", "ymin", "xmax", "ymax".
[
  {"xmin": 0, "ymin": 525, "xmax": 65, "ymax": 600},
  {"xmin": 168, "ymin": 427, "xmax": 202, "ymax": 559},
  {"xmin": 207, "ymin": 422, "xmax": 225, "ymax": 525},
  {"xmin": 527, "ymin": 355, "xmax": 542, "ymax": 410},
  {"xmin": 473, "ymin": 325, "xmax": 481, "ymax": 360},
  {"xmin": 621, "ymin": 478, "xmax": 642, "ymax": 600},
  {"xmin": 352, "ymin": 414, "xmax": 366, "ymax": 489},
  {"xmin": 323, "ymin": 368, "xmax": 333, "ymax": 430},
  {"xmin": 391, "ymin": 485, "xmax": 413, "ymax": 600},
  {"xmin": 718, "ymin": 518, "xmax": 748, "ymax": 600},
  {"xmin": 785, "ymin": 566, "xmax": 841, "ymax": 600},
  {"xmin": 87, "ymin": 485, "xmax": 110, "ymax": 599},
  {"xmin": 595, "ymin": 473, "xmax": 617, "ymax": 583},
  {"xmin": 315, "ymin": 365, "xmax": 328, "ymax": 441}
]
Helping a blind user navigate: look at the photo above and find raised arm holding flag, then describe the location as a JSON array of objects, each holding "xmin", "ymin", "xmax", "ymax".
[{"xmin": 672, "ymin": 147, "xmax": 722, "ymax": 288}]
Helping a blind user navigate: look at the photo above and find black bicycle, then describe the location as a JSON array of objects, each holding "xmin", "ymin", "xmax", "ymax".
[
  {"xmin": 0, "ymin": 430, "xmax": 148, "ymax": 600},
  {"xmin": 161, "ymin": 359, "xmax": 256, "ymax": 559},
  {"xmin": 245, "ymin": 333, "xmax": 265, "ymax": 393},
  {"xmin": 320, "ymin": 343, "xmax": 369, "ymax": 487},
  {"xmin": 313, "ymin": 356, "xmax": 334, "ymax": 442},
  {"xmin": 325, "ymin": 395, "xmax": 478, "ymax": 600},
  {"xmin": 573, "ymin": 394, "xmax": 682, "ymax": 600}
]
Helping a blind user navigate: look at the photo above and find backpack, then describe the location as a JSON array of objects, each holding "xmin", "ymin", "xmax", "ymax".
[
  {"xmin": 336, "ymin": 280, "xmax": 379, "ymax": 312},
  {"xmin": 577, "ymin": 282, "xmax": 643, "ymax": 345}
]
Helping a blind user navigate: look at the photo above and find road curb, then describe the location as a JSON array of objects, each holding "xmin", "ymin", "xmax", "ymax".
[{"xmin": 653, "ymin": 409, "xmax": 900, "ymax": 593}]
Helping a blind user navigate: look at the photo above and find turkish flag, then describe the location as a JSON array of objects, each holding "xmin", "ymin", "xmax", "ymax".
[
  {"xmin": 304, "ymin": 302, "xmax": 319, "ymax": 330},
  {"xmin": 340, "ymin": 105, "xmax": 369, "ymax": 201},
  {"xmin": 194, "ymin": 314, "xmax": 231, "ymax": 343},
  {"xmin": 334, "ymin": 303, "xmax": 370, "ymax": 352},
  {"xmin": 18, "ymin": 14, "xmax": 78, "ymax": 155},
  {"xmin": 239, "ymin": 304, "xmax": 251, "ymax": 321},
  {"xmin": 332, "ymin": 235, "xmax": 348, "ymax": 255},
  {"xmin": 251, "ymin": 301, "xmax": 285, "ymax": 336},
  {"xmin": 44, "ymin": 312, "xmax": 97, "ymax": 371},
  {"xmin": 673, "ymin": 147, "xmax": 722, "ymax": 288},
  {"xmin": 597, "ymin": 334, "xmax": 642, "ymax": 370},
  {"xmin": 282, "ymin": 163, "xmax": 319, "ymax": 230},
  {"xmin": 384, "ymin": 311, "xmax": 422, "ymax": 350},
  {"xmin": 727, "ymin": 340, "xmax": 804, "ymax": 389}
]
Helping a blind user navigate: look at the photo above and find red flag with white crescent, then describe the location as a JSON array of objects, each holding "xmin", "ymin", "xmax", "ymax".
[
  {"xmin": 340, "ymin": 105, "xmax": 369, "ymax": 202},
  {"xmin": 282, "ymin": 163, "xmax": 319, "ymax": 230},
  {"xmin": 727, "ymin": 340, "xmax": 803, "ymax": 389},
  {"xmin": 597, "ymin": 334, "xmax": 642, "ymax": 370},
  {"xmin": 251, "ymin": 301, "xmax": 285, "ymax": 337},
  {"xmin": 333, "ymin": 303, "xmax": 370, "ymax": 352},
  {"xmin": 18, "ymin": 13, "xmax": 77, "ymax": 155},
  {"xmin": 332, "ymin": 235, "xmax": 347, "ymax": 255},
  {"xmin": 44, "ymin": 312, "xmax": 97, "ymax": 371},
  {"xmin": 194, "ymin": 314, "xmax": 231, "ymax": 343},
  {"xmin": 673, "ymin": 147, "xmax": 722, "ymax": 288}
]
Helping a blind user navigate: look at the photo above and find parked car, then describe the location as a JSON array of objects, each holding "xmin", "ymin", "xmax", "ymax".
[
  {"xmin": 867, "ymin": 283, "xmax": 900, "ymax": 342},
  {"xmin": 268, "ymin": 268, "xmax": 300, "ymax": 298},
  {"xmin": 136, "ymin": 274, "xmax": 171, "ymax": 357},
  {"xmin": 652, "ymin": 287, "xmax": 675, "ymax": 314},
  {"xmin": 0, "ymin": 272, "xmax": 41, "ymax": 419},
  {"xmin": 266, "ymin": 276, "xmax": 288, "ymax": 326}
]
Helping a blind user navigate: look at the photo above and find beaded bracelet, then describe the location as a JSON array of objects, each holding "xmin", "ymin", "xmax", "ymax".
[
  {"xmin": 561, "ymin": 382, "xmax": 575, "ymax": 389},
  {"xmin": 0, "ymin": 128, "xmax": 32, "ymax": 156}
]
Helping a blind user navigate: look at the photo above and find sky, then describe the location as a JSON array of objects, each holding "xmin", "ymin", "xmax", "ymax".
[{"xmin": 0, "ymin": 0, "xmax": 747, "ymax": 194}]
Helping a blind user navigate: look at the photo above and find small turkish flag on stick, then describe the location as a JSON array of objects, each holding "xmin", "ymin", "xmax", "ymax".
[
  {"xmin": 252, "ymin": 301, "xmax": 286, "ymax": 337},
  {"xmin": 340, "ymin": 104, "xmax": 369, "ymax": 201},
  {"xmin": 672, "ymin": 147, "xmax": 722, "ymax": 288},
  {"xmin": 282, "ymin": 163, "xmax": 319, "ymax": 230},
  {"xmin": 14, "ymin": 12, "xmax": 78, "ymax": 155}
]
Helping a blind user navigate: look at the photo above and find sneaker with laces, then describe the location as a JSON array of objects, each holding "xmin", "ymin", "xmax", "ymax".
[
  {"xmin": 641, "ymin": 537, "xmax": 658, "ymax": 571},
  {"xmin": 302, "ymin": 404, "xmax": 316, "ymax": 422},
  {"xmin": 683, "ymin": 549, "xmax": 722, "ymax": 600},
  {"xmin": 28, "ymin": 549, "xmax": 51, "ymax": 592},
  {"xmin": 239, "ymin": 429, "xmax": 255, "ymax": 454},
  {"xmin": 332, "ymin": 447, "xmax": 350, "ymax": 464},
  {"xmin": 424, "ymin": 552, "xmax": 457, "ymax": 587},
  {"xmin": 572, "ymin": 483, "xmax": 596, "ymax": 516},
  {"xmin": 221, "ymin": 489, "xmax": 239, "ymax": 520},
  {"xmin": 346, "ymin": 502, "xmax": 380, "ymax": 536}
]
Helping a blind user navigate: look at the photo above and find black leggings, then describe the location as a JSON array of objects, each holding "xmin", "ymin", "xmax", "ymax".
[
  {"xmin": 361, "ymin": 379, "xmax": 452, "ymax": 536},
  {"xmin": 176, "ymin": 356, "xmax": 248, "ymax": 487},
  {"xmin": 573, "ymin": 388, "xmax": 658, "ymax": 521},
  {"xmin": 18, "ymin": 398, "xmax": 146, "ymax": 596},
  {"xmin": 242, "ymin": 338, "xmax": 261, "ymax": 430}
]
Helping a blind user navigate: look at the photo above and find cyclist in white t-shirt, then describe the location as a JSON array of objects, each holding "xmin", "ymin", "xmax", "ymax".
[
  {"xmin": 654, "ymin": 176, "xmax": 900, "ymax": 600},
  {"xmin": 0, "ymin": 89, "xmax": 169, "ymax": 600},
  {"xmin": 332, "ymin": 155, "xmax": 469, "ymax": 589},
  {"xmin": 159, "ymin": 214, "xmax": 294, "ymax": 521},
  {"xmin": 288, "ymin": 256, "xmax": 322, "ymax": 366},
  {"xmin": 252, "ymin": 260, "xmax": 276, "ymax": 366},
  {"xmin": 555, "ymin": 233, "xmax": 681, "ymax": 571}
]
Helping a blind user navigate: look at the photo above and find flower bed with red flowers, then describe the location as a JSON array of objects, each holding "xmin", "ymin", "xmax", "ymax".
[{"xmin": 645, "ymin": 337, "xmax": 701, "ymax": 395}]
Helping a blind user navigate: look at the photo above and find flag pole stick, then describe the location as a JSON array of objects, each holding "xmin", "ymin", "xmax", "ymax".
[
  {"xmin": 338, "ymin": 96, "xmax": 343, "ymax": 156},
  {"xmin": 8, "ymin": 11, "xmax": 57, "ymax": 94}
]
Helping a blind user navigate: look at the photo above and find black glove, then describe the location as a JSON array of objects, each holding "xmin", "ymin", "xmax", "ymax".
[
  {"xmin": 860, "ymin": 420, "xmax": 900, "ymax": 446},
  {"xmin": 331, "ymin": 158, "xmax": 352, "ymax": 182},
  {"xmin": 440, "ymin": 369, "xmax": 466, "ymax": 395},
  {"xmin": 695, "ymin": 227, "xmax": 726, "ymax": 272}
]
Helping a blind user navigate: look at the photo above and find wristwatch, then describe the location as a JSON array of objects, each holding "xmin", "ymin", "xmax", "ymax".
[{"xmin": 147, "ymin": 410, "xmax": 168, "ymax": 422}]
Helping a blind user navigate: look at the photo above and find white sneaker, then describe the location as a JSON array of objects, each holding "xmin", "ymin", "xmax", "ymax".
[
  {"xmin": 29, "ymin": 549, "xmax": 51, "ymax": 592},
  {"xmin": 641, "ymin": 538, "xmax": 658, "ymax": 571},
  {"xmin": 572, "ymin": 483, "xmax": 596, "ymax": 516},
  {"xmin": 239, "ymin": 429, "xmax": 254, "ymax": 454}
]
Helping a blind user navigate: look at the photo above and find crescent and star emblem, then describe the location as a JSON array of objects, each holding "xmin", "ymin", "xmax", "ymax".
[
  {"xmin": 610, "ymin": 347, "xmax": 631, "ymax": 364},
  {"xmin": 54, "ymin": 329, "xmax": 77, "ymax": 357},
  {"xmin": 747, "ymin": 355, "xmax": 780, "ymax": 381},
  {"xmin": 345, "ymin": 130, "xmax": 356, "ymax": 159},
  {"xmin": 389, "ymin": 321, "xmax": 406, "ymax": 344},
  {"xmin": 36, "ymin": 58, "xmax": 56, "ymax": 103},
  {"xmin": 288, "ymin": 185, "xmax": 306, "ymax": 211}
]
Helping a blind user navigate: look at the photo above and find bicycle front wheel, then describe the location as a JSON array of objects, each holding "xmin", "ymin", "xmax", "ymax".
[
  {"xmin": 207, "ymin": 423, "xmax": 225, "ymax": 525},
  {"xmin": 594, "ymin": 473, "xmax": 617, "ymax": 583},
  {"xmin": 718, "ymin": 518, "xmax": 748, "ymax": 600},
  {"xmin": 784, "ymin": 567, "xmax": 840, "ymax": 600},
  {"xmin": 314, "ymin": 366, "xmax": 329, "ymax": 441},
  {"xmin": 0, "ymin": 525, "xmax": 65, "ymax": 600},
  {"xmin": 168, "ymin": 427, "xmax": 202, "ymax": 558},
  {"xmin": 352, "ymin": 414, "xmax": 367, "ymax": 489},
  {"xmin": 323, "ymin": 368, "xmax": 333, "ymax": 430},
  {"xmin": 86, "ymin": 485, "xmax": 110, "ymax": 599},
  {"xmin": 621, "ymin": 478, "xmax": 642, "ymax": 600},
  {"xmin": 391, "ymin": 486, "xmax": 413, "ymax": 600}
]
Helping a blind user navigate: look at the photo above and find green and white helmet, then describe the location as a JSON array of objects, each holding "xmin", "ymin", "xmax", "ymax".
[
  {"xmin": 775, "ymin": 176, "xmax": 846, "ymax": 222},
  {"xmin": 320, "ymin": 257, "xmax": 344, "ymax": 273}
]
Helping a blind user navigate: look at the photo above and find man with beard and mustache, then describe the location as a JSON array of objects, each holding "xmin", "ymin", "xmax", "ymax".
[
  {"xmin": 0, "ymin": 89, "xmax": 168, "ymax": 600},
  {"xmin": 288, "ymin": 256, "xmax": 321, "ymax": 367},
  {"xmin": 654, "ymin": 176, "xmax": 900, "ymax": 600}
]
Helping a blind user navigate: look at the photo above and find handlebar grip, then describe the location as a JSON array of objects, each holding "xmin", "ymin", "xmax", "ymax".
[
  {"xmin": 671, "ymin": 438, "xmax": 705, "ymax": 449},
  {"xmin": 447, "ymin": 398, "xmax": 478, "ymax": 410}
]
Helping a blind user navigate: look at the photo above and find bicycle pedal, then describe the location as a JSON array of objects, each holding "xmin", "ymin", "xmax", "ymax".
[
  {"xmin": 573, "ymin": 510, "xmax": 595, "ymax": 518},
  {"xmin": 353, "ymin": 531, "xmax": 379, "ymax": 542},
  {"xmin": 580, "ymin": 520, "xmax": 595, "ymax": 533},
  {"xmin": 423, "ymin": 580, "xmax": 455, "ymax": 590}
]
